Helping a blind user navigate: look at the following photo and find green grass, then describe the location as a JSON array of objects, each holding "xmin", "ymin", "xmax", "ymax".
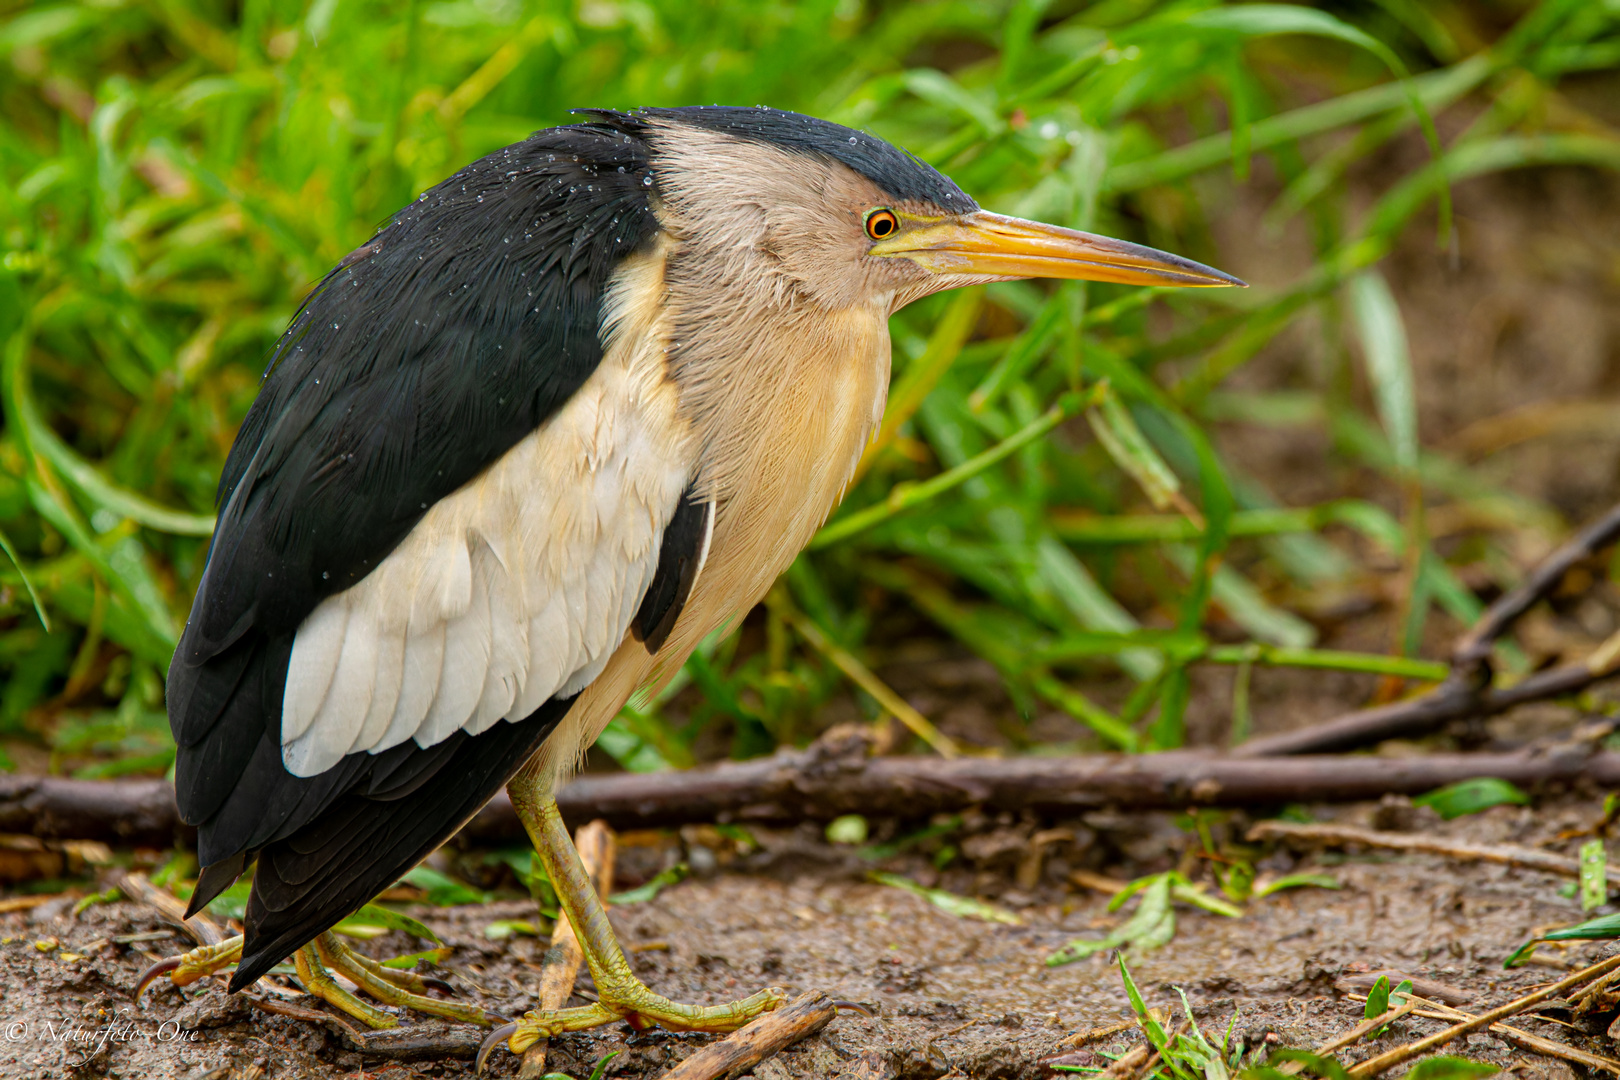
[{"xmin": 1, "ymin": 0, "xmax": 1618, "ymax": 776}]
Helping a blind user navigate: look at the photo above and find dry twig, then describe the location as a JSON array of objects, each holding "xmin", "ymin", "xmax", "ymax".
[
  {"xmin": 1453, "ymin": 504, "xmax": 1620, "ymax": 678},
  {"xmin": 1334, "ymin": 971, "xmax": 1473, "ymax": 1006},
  {"xmin": 1237, "ymin": 502, "xmax": 1620, "ymax": 758},
  {"xmin": 0, "ymin": 894, "xmax": 57, "ymax": 914},
  {"xmin": 117, "ymin": 870, "xmax": 227, "ymax": 947},
  {"xmin": 654, "ymin": 991, "xmax": 837, "ymax": 1080},
  {"xmin": 1347, "ymin": 953, "xmax": 1620, "ymax": 1077},
  {"xmin": 1247, "ymin": 820, "xmax": 1620, "ymax": 886},
  {"xmin": 519, "ymin": 820, "xmax": 616, "ymax": 1080},
  {"xmin": 1062, "ymin": 1018, "xmax": 1138, "ymax": 1047},
  {"xmin": 1381, "ymin": 995, "xmax": 1620, "ymax": 1077},
  {"xmin": 1312, "ymin": 998, "xmax": 1420, "ymax": 1058}
]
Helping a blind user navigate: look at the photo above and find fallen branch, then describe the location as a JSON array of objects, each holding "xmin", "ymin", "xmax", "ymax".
[
  {"xmin": 13, "ymin": 748, "xmax": 1620, "ymax": 843},
  {"xmin": 0, "ymin": 776, "xmax": 187, "ymax": 847},
  {"xmin": 514, "ymin": 748, "xmax": 1620, "ymax": 832},
  {"xmin": 519, "ymin": 820, "xmax": 615, "ymax": 1080},
  {"xmin": 1346, "ymin": 954, "xmax": 1620, "ymax": 1077},
  {"xmin": 1247, "ymin": 820, "xmax": 1619, "ymax": 885},
  {"xmin": 1453, "ymin": 503, "xmax": 1620, "ymax": 678},
  {"xmin": 655, "ymin": 992, "xmax": 837, "ymax": 1080},
  {"xmin": 1233, "ymin": 660, "xmax": 1620, "ymax": 758},
  {"xmin": 1237, "ymin": 502, "xmax": 1620, "ymax": 758}
]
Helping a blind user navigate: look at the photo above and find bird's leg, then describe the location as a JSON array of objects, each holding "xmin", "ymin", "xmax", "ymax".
[
  {"xmin": 492, "ymin": 772, "xmax": 787, "ymax": 1054},
  {"xmin": 137, "ymin": 932, "xmax": 501, "ymax": 1030}
]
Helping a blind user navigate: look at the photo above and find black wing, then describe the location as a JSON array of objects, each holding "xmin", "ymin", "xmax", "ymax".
[{"xmin": 165, "ymin": 115, "xmax": 660, "ymax": 985}]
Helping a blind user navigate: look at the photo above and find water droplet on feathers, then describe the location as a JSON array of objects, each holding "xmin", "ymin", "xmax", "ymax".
[{"xmin": 849, "ymin": 136, "xmax": 857, "ymax": 143}]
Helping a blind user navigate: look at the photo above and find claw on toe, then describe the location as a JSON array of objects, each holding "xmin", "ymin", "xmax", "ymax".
[
  {"xmin": 477, "ymin": 1022, "xmax": 520, "ymax": 1074},
  {"xmin": 134, "ymin": 936, "xmax": 245, "ymax": 999},
  {"xmin": 134, "ymin": 957, "xmax": 182, "ymax": 998}
]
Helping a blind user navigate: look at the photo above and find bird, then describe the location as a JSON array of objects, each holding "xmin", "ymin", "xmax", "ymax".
[{"xmin": 138, "ymin": 105, "xmax": 1243, "ymax": 1051}]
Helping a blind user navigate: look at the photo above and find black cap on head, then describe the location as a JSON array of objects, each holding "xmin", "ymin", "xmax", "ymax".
[{"xmin": 633, "ymin": 105, "xmax": 978, "ymax": 212}]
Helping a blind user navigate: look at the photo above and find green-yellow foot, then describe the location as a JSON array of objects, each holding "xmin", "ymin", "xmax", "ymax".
[
  {"xmin": 479, "ymin": 777, "xmax": 788, "ymax": 1071},
  {"xmin": 138, "ymin": 931, "xmax": 504, "ymax": 1030},
  {"xmin": 492, "ymin": 983, "xmax": 787, "ymax": 1052},
  {"xmin": 135, "ymin": 935, "xmax": 244, "ymax": 994},
  {"xmin": 298, "ymin": 931, "xmax": 507, "ymax": 1029}
]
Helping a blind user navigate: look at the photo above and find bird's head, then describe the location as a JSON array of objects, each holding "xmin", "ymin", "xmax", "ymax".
[{"xmin": 620, "ymin": 106, "xmax": 1244, "ymax": 313}]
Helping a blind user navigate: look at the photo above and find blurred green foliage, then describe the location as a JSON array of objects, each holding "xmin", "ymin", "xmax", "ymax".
[{"xmin": 2, "ymin": 0, "xmax": 1619, "ymax": 777}]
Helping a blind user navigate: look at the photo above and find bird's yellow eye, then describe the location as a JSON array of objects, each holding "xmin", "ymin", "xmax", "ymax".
[{"xmin": 864, "ymin": 209, "xmax": 898, "ymax": 240}]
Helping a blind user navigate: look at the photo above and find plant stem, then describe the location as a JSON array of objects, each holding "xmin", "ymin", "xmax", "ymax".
[
  {"xmin": 815, "ymin": 389, "xmax": 1096, "ymax": 549},
  {"xmin": 1203, "ymin": 645, "xmax": 1448, "ymax": 682},
  {"xmin": 783, "ymin": 609, "xmax": 961, "ymax": 758}
]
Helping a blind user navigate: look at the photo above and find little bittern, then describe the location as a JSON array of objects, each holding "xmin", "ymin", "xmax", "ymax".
[{"xmin": 144, "ymin": 106, "xmax": 1242, "ymax": 1052}]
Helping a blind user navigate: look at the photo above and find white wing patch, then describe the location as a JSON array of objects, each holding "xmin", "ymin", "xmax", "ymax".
[{"xmin": 280, "ymin": 294, "xmax": 689, "ymax": 777}]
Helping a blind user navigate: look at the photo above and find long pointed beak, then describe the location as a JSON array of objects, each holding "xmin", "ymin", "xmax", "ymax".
[{"xmin": 871, "ymin": 210, "xmax": 1246, "ymax": 288}]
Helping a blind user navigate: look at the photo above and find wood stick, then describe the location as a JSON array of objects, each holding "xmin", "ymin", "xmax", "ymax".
[
  {"xmin": 14, "ymin": 748, "xmax": 1620, "ymax": 845},
  {"xmin": 1396, "ymin": 995, "xmax": 1620, "ymax": 1077},
  {"xmin": 1061, "ymin": 1018, "xmax": 1137, "ymax": 1047},
  {"xmin": 1452, "ymin": 503, "xmax": 1620, "ymax": 677},
  {"xmin": 1231, "ymin": 660, "xmax": 1620, "ymax": 758},
  {"xmin": 1274, "ymin": 998, "xmax": 1422, "ymax": 1075},
  {"xmin": 1237, "ymin": 501, "xmax": 1620, "ymax": 758},
  {"xmin": 1311, "ymin": 999, "xmax": 1419, "ymax": 1057},
  {"xmin": 0, "ymin": 894, "xmax": 58, "ymax": 914},
  {"xmin": 1246, "ymin": 820, "xmax": 1620, "ymax": 885},
  {"xmin": 246, "ymin": 995, "xmax": 489, "ymax": 1062},
  {"xmin": 116, "ymin": 870, "xmax": 227, "ymax": 947},
  {"xmin": 0, "ymin": 776, "xmax": 184, "ymax": 845},
  {"xmin": 1347, "ymin": 952, "xmax": 1620, "ymax": 1077},
  {"xmin": 1334, "ymin": 971, "xmax": 1473, "ymax": 1006},
  {"xmin": 519, "ymin": 820, "xmax": 615, "ymax": 1080},
  {"xmin": 655, "ymin": 992, "xmax": 837, "ymax": 1080}
]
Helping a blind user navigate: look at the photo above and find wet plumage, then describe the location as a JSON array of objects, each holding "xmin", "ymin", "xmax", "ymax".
[{"xmin": 157, "ymin": 105, "xmax": 1242, "ymax": 1023}]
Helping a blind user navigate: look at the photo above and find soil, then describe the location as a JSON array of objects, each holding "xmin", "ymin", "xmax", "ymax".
[{"xmin": 4, "ymin": 793, "xmax": 1619, "ymax": 1080}]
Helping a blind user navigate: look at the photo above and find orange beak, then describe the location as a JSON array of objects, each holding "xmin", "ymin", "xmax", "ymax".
[{"xmin": 871, "ymin": 210, "xmax": 1246, "ymax": 289}]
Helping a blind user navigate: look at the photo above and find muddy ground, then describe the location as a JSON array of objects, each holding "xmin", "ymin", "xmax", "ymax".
[{"xmin": 4, "ymin": 790, "xmax": 1620, "ymax": 1080}]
